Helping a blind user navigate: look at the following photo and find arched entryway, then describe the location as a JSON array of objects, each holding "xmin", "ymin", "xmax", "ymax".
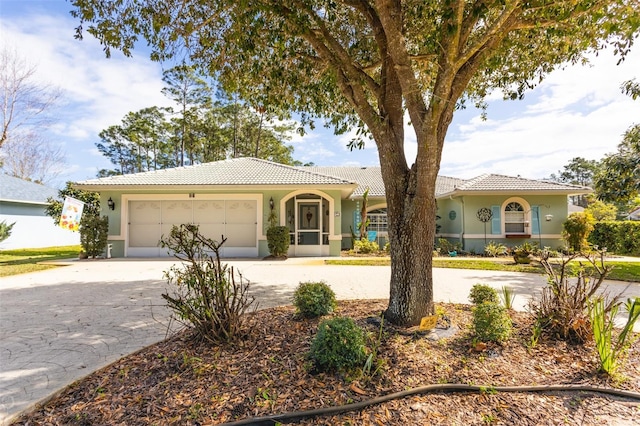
[{"xmin": 281, "ymin": 191, "xmax": 334, "ymax": 256}]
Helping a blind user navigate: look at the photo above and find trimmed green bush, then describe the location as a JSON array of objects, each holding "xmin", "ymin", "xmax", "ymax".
[
  {"xmin": 292, "ymin": 281, "xmax": 337, "ymax": 318},
  {"xmin": 266, "ymin": 225, "xmax": 290, "ymax": 257},
  {"xmin": 472, "ymin": 302, "xmax": 512, "ymax": 343},
  {"xmin": 562, "ymin": 212, "xmax": 595, "ymax": 252},
  {"xmin": 354, "ymin": 238, "xmax": 379, "ymax": 254},
  {"xmin": 469, "ymin": 284, "xmax": 499, "ymax": 305},
  {"xmin": 589, "ymin": 221, "xmax": 640, "ymax": 256},
  {"xmin": 309, "ymin": 316, "xmax": 367, "ymax": 373},
  {"xmin": 80, "ymin": 214, "xmax": 109, "ymax": 258}
]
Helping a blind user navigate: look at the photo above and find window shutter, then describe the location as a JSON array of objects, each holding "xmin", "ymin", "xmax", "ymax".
[
  {"xmin": 531, "ymin": 205, "xmax": 540, "ymax": 235},
  {"xmin": 491, "ymin": 205, "xmax": 501, "ymax": 234}
]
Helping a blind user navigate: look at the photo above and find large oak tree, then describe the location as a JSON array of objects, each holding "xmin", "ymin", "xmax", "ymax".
[{"xmin": 71, "ymin": 0, "xmax": 639, "ymax": 325}]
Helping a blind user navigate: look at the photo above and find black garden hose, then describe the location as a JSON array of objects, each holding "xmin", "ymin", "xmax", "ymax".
[{"xmin": 219, "ymin": 383, "xmax": 640, "ymax": 425}]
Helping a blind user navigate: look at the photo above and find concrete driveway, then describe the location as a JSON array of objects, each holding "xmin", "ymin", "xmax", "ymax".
[{"xmin": 1, "ymin": 257, "xmax": 638, "ymax": 424}]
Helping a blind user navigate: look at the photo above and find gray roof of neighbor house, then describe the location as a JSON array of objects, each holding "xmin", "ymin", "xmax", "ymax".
[
  {"xmin": 0, "ymin": 174, "xmax": 58, "ymax": 204},
  {"xmin": 75, "ymin": 158, "xmax": 356, "ymax": 188}
]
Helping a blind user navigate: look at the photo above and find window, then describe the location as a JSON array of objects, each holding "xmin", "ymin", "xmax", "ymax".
[
  {"xmin": 504, "ymin": 201, "xmax": 526, "ymax": 234},
  {"xmin": 367, "ymin": 208, "xmax": 388, "ymax": 233}
]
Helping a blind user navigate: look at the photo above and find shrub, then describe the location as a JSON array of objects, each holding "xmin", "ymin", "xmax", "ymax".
[
  {"xmin": 354, "ymin": 238, "xmax": 379, "ymax": 254},
  {"xmin": 266, "ymin": 225, "xmax": 290, "ymax": 257},
  {"xmin": 500, "ymin": 286, "xmax": 516, "ymax": 310},
  {"xmin": 469, "ymin": 284, "xmax": 499, "ymax": 305},
  {"xmin": 160, "ymin": 224, "xmax": 255, "ymax": 343},
  {"xmin": 309, "ymin": 316, "xmax": 367, "ymax": 373},
  {"xmin": 511, "ymin": 241, "xmax": 538, "ymax": 264},
  {"xmin": 590, "ymin": 297, "xmax": 640, "ymax": 375},
  {"xmin": 293, "ymin": 281, "xmax": 337, "ymax": 318},
  {"xmin": 562, "ymin": 212, "xmax": 595, "ymax": 252},
  {"xmin": 529, "ymin": 250, "xmax": 618, "ymax": 344},
  {"xmin": 590, "ymin": 221, "xmax": 640, "ymax": 256},
  {"xmin": 79, "ymin": 214, "xmax": 109, "ymax": 258},
  {"xmin": 484, "ymin": 241, "xmax": 507, "ymax": 257},
  {"xmin": 437, "ymin": 238, "xmax": 460, "ymax": 254},
  {"xmin": 0, "ymin": 220, "xmax": 15, "ymax": 243},
  {"xmin": 472, "ymin": 302, "xmax": 512, "ymax": 343}
]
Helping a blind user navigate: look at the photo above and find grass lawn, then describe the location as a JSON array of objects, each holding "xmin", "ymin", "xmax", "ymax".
[
  {"xmin": 0, "ymin": 245, "xmax": 80, "ymax": 277},
  {"xmin": 326, "ymin": 256, "xmax": 640, "ymax": 282}
]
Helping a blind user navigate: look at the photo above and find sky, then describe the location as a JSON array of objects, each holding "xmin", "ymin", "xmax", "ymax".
[{"xmin": 1, "ymin": 0, "xmax": 639, "ymax": 188}]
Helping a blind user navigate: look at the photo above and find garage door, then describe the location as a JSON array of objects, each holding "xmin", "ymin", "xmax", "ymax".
[{"xmin": 127, "ymin": 199, "xmax": 258, "ymax": 257}]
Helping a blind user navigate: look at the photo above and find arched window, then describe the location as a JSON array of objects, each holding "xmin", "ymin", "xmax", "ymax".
[
  {"xmin": 367, "ymin": 208, "xmax": 388, "ymax": 233},
  {"xmin": 504, "ymin": 201, "xmax": 526, "ymax": 234}
]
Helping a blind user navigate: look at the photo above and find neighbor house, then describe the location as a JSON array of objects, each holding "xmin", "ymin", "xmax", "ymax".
[
  {"xmin": 73, "ymin": 157, "xmax": 591, "ymax": 257},
  {"xmin": 0, "ymin": 174, "xmax": 80, "ymax": 249},
  {"xmin": 626, "ymin": 206, "xmax": 640, "ymax": 221}
]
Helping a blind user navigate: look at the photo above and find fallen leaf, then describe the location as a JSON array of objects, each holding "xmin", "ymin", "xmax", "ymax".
[{"xmin": 350, "ymin": 382, "xmax": 367, "ymax": 395}]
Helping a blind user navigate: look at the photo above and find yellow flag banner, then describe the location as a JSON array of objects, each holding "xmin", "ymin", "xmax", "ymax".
[{"xmin": 59, "ymin": 197, "xmax": 84, "ymax": 232}]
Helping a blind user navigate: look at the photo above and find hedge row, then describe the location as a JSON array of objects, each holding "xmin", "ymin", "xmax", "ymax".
[{"xmin": 588, "ymin": 221, "xmax": 640, "ymax": 256}]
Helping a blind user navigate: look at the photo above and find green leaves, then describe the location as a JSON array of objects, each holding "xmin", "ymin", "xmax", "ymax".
[
  {"xmin": 589, "ymin": 297, "xmax": 640, "ymax": 375},
  {"xmin": 594, "ymin": 124, "xmax": 640, "ymax": 203}
]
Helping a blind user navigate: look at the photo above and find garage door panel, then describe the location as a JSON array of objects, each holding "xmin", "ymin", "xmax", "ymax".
[
  {"xmin": 130, "ymin": 224, "xmax": 162, "ymax": 247},
  {"xmin": 226, "ymin": 201, "xmax": 256, "ymax": 224},
  {"xmin": 128, "ymin": 198, "xmax": 257, "ymax": 256},
  {"xmin": 225, "ymin": 224, "xmax": 256, "ymax": 247},
  {"xmin": 129, "ymin": 201, "xmax": 161, "ymax": 223},
  {"xmin": 162, "ymin": 201, "xmax": 193, "ymax": 224},
  {"xmin": 194, "ymin": 200, "xmax": 225, "ymax": 223},
  {"xmin": 198, "ymin": 224, "xmax": 226, "ymax": 244}
]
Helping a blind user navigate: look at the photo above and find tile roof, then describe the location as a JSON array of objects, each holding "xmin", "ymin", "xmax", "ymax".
[
  {"xmin": 75, "ymin": 158, "xmax": 355, "ymax": 187},
  {"xmin": 436, "ymin": 176, "xmax": 466, "ymax": 195},
  {"xmin": 302, "ymin": 166, "xmax": 385, "ymax": 198},
  {"xmin": 73, "ymin": 158, "xmax": 591, "ymax": 197},
  {"xmin": 303, "ymin": 167, "xmax": 469, "ymax": 198},
  {"xmin": 0, "ymin": 174, "xmax": 58, "ymax": 204},
  {"xmin": 448, "ymin": 174, "xmax": 591, "ymax": 193}
]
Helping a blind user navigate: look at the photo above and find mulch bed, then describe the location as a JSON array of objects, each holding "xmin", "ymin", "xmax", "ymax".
[{"xmin": 11, "ymin": 300, "xmax": 640, "ymax": 425}]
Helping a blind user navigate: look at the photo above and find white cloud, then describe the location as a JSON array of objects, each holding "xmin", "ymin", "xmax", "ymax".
[
  {"xmin": 439, "ymin": 48, "xmax": 640, "ymax": 179},
  {"xmin": 1, "ymin": 9, "xmax": 173, "ymax": 182}
]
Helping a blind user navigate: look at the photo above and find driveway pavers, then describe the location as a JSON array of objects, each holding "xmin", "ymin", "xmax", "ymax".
[{"xmin": 1, "ymin": 257, "xmax": 638, "ymax": 424}]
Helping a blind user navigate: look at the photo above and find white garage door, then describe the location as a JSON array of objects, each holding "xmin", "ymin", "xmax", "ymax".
[{"xmin": 127, "ymin": 199, "xmax": 257, "ymax": 257}]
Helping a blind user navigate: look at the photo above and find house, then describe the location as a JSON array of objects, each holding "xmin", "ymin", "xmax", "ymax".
[
  {"xmin": 73, "ymin": 157, "xmax": 591, "ymax": 257},
  {"xmin": 626, "ymin": 206, "xmax": 640, "ymax": 221},
  {"xmin": 0, "ymin": 174, "xmax": 80, "ymax": 250}
]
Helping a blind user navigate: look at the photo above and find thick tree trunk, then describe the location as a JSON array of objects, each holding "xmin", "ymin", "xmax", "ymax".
[
  {"xmin": 382, "ymin": 160, "xmax": 438, "ymax": 326},
  {"xmin": 376, "ymin": 96, "xmax": 452, "ymax": 326}
]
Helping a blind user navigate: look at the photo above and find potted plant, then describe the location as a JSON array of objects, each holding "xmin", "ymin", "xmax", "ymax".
[{"xmin": 512, "ymin": 241, "xmax": 537, "ymax": 264}]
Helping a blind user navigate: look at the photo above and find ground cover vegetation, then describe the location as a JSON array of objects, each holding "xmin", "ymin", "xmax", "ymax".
[
  {"xmin": 0, "ymin": 245, "xmax": 80, "ymax": 276},
  {"xmin": 9, "ymin": 225, "xmax": 640, "ymax": 425},
  {"xmin": 69, "ymin": 0, "xmax": 640, "ymax": 327},
  {"xmin": 12, "ymin": 282, "xmax": 640, "ymax": 425}
]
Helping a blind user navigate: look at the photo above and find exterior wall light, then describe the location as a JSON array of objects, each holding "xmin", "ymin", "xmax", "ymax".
[
  {"xmin": 269, "ymin": 197, "xmax": 275, "ymax": 211},
  {"xmin": 545, "ymin": 214, "xmax": 553, "ymax": 221},
  {"xmin": 107, "ymin": 197, "xmax": 115, "ymax": 211}
]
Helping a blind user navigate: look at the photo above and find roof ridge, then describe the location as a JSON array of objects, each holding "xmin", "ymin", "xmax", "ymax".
[
  {"xmin": 294, "ymin": 165, "xmax": 359, "ymax": 184},
  {"xmin": 457, "ymin": 173, "xmax": 490, "ymax": 190}
]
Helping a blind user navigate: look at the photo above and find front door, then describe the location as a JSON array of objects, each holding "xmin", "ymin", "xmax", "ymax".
[{"xmin": 287, "ymin": 195, "xmax": 330, "ymax": 256}]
